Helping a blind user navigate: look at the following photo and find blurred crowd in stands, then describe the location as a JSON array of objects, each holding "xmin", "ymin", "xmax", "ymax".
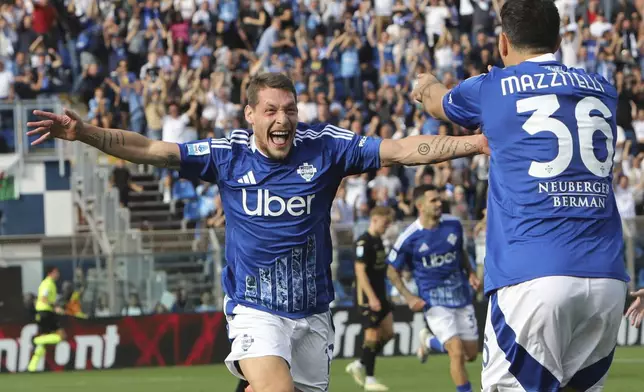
[{"xmin": 4, "ymin": 0, "xmax": 644, "ymax": 316}]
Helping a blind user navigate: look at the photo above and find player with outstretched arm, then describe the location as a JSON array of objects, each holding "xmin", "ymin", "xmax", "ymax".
[
  {"xmin": 387, "ymin": 185, "xmax": 480, "ymax": 392},
  {"xmin": 410, "ymin": 0, "xmax": 629, "ymax": 391},
  {"xmin": 27, "ymin": 73, "xmax": 488, "ymax": 392}
]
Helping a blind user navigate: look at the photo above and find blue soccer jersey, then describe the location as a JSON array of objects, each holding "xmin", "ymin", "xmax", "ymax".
[
  {"xmin": 388, "ymin": 216, "xmax": 472, "ymax": 308},
  {"xmin": 442, "ymin": 53, "xmax": 630, "ymax": 294},
  {"xmin": 178, "ymin": 123, "xmax": 382, "ymax": 318}
]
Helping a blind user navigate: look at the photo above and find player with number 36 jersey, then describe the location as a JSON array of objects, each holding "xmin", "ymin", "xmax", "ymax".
[{"xmin": 411, "ymin": 1, "xmax": 629, "ymax": 391}]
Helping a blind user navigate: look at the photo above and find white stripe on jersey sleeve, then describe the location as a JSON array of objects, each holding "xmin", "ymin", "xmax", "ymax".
[
  {"xmin": 392, "ymin": 219, "xmax": 422, "ymax": 251},
  {"xmin": 230, "ymin": 129, "xmax": 250, "ymax": 138},
  {"xmin": 324, "ymin": 124, "xmax": 356, "ymax": 137},
  {"xmin": 294, "ymin": 129, "xmax": 354, "ymax": 145},
  {"xmin": 296, "ymin": 125, "xmax": 354, "ymax": 140},
  {"xmin": 211, "ymin": 138, "xmax": 232, "ymax": 149}
]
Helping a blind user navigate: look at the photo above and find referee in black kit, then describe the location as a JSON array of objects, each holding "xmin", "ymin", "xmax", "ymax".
[{"xmin": 345, "ymin": 206, "xmax": 395, "ymax": 392}]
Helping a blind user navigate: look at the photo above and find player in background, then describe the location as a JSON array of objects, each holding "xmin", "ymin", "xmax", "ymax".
[
  {"xmin": 27, "ymin": 73, "xmax": 488, "ymax": 392},
  {"xmin": 346, "ymin": 206, "xmax": 395, "ymax": 392},
  {"xmin": 387, "ymin": 185, "xmax": 480, "ymax": 392},
  {"xmin": 28, "ymin": 266, "xmax": 66, "ymax": 372},
  {"xmin": 411, "ymin": 0, "xmax": 629, "ymax": 390}
]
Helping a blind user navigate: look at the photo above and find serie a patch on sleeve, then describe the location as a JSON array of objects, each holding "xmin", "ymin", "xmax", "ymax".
[{"xmin": 187, "ymin": 141, "xmax": 210, "ymax": 156}]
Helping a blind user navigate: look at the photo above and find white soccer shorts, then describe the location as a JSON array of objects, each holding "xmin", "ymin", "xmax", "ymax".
[
  {"xmin": 225, "ymin": 304, "xmax": 335, "ymax": 392},
  {"xmin": 425, "ymin": 304, "xmax": 479, "ymax": 344},
  {"xmin": 482, "ymin": 276, "xmax": 627, "ymax": 392}
]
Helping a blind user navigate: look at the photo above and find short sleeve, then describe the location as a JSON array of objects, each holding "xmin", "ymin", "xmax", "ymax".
[
  {"xmin": 442, "ymin": 73, "xmax": 487, "ymax": 130},
  {"xmin": 177, "ymin": 139, "xmax": 221, "ymax": 182},
  {"xmin": 355, "ymin": 239, "xmax": 369, "ymax": 265},
  {"xmin": 387, "ymin": 235, "xmax": 413, "ymax": 271},
  {"xmin": 325, "ymin": 124, "xmax": 382, "ymax": 175}
]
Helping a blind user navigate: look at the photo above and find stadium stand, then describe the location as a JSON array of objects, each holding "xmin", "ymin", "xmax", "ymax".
[{"xmin": 0, "ymin": 0, "xmax": 643, "ymax": 317}]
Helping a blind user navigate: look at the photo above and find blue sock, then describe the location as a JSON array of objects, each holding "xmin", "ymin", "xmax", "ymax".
[
  {"xmin": 428, "ymin": 336, "xmax": 447, "ymax": 353},
  {"xmin": 456, "ymin": 382, "xmax": 472, "ymax": 392}
]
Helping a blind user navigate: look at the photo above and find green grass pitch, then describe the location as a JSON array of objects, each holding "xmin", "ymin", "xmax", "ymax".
[{"xmin": 2, "ymin": 347, "xmax": 643, "ymax": 391}]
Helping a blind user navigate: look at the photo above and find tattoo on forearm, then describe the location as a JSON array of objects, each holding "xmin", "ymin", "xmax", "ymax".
[
  {"xmin": 86, "ymin": 132, "xmax": 102, "ymax": 147},
  {"xmin": 101, "ymin": 131, "xmax": 107, "ymax": 151},
  {"xmin": 464, "ymin": 142, "xmax": 478, "ymax": 153},
  {"xmin": 108, "ymin": 132, "xmax": 113, "ymax": 148},
  {"xmin": 436, "ymin": 137, "xmax": 448, "ymax": 155},
  {"xmin": 451, "ymin": 141, "xmax": 460, "ymax": 157},
  {"xmin": 418, "ymin": 143, "xmax": 430, "ymax": 155},
  {"xmin": 428, "ymin": 136, "xmax": 443, "ymax": 153},
  {"xmin": 162, "ymin": 153, "xmax": 181, "ymax": 169},
  {"xmin": 442, "ymin": 139, "xmax": 456, "ymax": 155}
]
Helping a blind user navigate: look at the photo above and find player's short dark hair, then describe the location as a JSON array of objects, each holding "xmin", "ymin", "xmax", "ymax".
[
  {"xmin": 246, "ymin": 73, "xmax": 297, "ymax": 107},
  {"xmin": 412, "ymin": 184, "xmax": 438, "ymax": 202},
  {"xmin": 370, "ymin": 206, "xmax": 394, "ymax": 219},
  {"xmin": 500, "ymin": 0, "xmax": 561, "ymax": 54},
  {"xmin": 45, "ymin": 266, "xmax": 59, "ymax": 276}
]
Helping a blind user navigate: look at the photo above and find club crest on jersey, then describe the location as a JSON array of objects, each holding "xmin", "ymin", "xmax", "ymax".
[
  {"xmin": 187, "ymin": 141, "xmax": 210, "ymax": 156},
  {"xmin": 447, "ymin": 233, "xmax": 458, "ymax": 246},
  {"xmin": 418, "ymin": 243, "xmax": 429, "ymax": 253},
  {"xmin": 297, "ymin": 163, "xmax": 317, "ymax": 182}
]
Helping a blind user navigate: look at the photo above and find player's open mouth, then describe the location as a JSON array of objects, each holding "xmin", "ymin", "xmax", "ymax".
[{"xmin": 269, "ymin": 130, "xmax": 291, "ymax": 147}]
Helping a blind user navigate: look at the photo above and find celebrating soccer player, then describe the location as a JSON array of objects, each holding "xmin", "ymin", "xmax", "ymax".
[
  {"xmin": 346, "ymin": 206, "xmax": 395, "ymax": 391},
  {"xmin": 28, "ymin": 266, "xmax": 66, "ymax": 372},
  {"xmin": 27, "ymin": 72, "xmax": 487, "ymax": 392},
  {"xmin": 411, "ymin": 0, "xmax": 629, "ymax": 390},
  {"xmin": 387, "ymin": 185, "xmax": 480, "ymax": 392}
]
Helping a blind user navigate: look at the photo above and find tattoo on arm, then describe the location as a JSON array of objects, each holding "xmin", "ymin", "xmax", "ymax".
[
  {"xmin": 418, "ymin": 143, "xmax": 430, "ymax": 155},
  {"xmin": 451, "ymin": 141, "xmax": 460, "ymax": 157},
  {"xmin": 101, "ymin": 131, "xmax": 107, "ymax": 151},
  {"xmin": 161, "ymin": 153, "xmax": 181, "ymax": 169},
  {"xmin": 464, "ymin": 142, "xmax": 478, "ymax": 153},
  {"xmin": 86, "ymin": 132, "xmax": 103, "ymax": 147}
]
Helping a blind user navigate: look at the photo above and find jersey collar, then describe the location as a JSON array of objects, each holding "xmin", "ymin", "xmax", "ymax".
[
  {"xmin": 525, "ymin": 53, "xmax": 557, "ymax": 63},
  {"xmin": 250, "ymin": 134, "xmax": 258, "ymax": 154}
]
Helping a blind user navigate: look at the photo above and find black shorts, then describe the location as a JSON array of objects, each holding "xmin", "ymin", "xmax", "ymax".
[
  {"xmin": 36, "ymin": 311, "xmax": 60, "ymax": 334},
  {"xmin": 359, "ymin": 300, "xmax": 392, "ymax": 329}
]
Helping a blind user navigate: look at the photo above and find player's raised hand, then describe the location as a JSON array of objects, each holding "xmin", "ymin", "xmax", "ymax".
[
  {"xmin": 625, "ymin": 289, "xmax": 644, "ymax": 327},
  {"xmin": 27, "ymin": 108, "xmax": 84, "ymax": 146},
  {"xmin": 411, "ymin": 73, "xmax": 440, "ymax": 104},
  {"xmin": 406, "ymin": 295, "xmax": 426, "ymax": 312}
]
